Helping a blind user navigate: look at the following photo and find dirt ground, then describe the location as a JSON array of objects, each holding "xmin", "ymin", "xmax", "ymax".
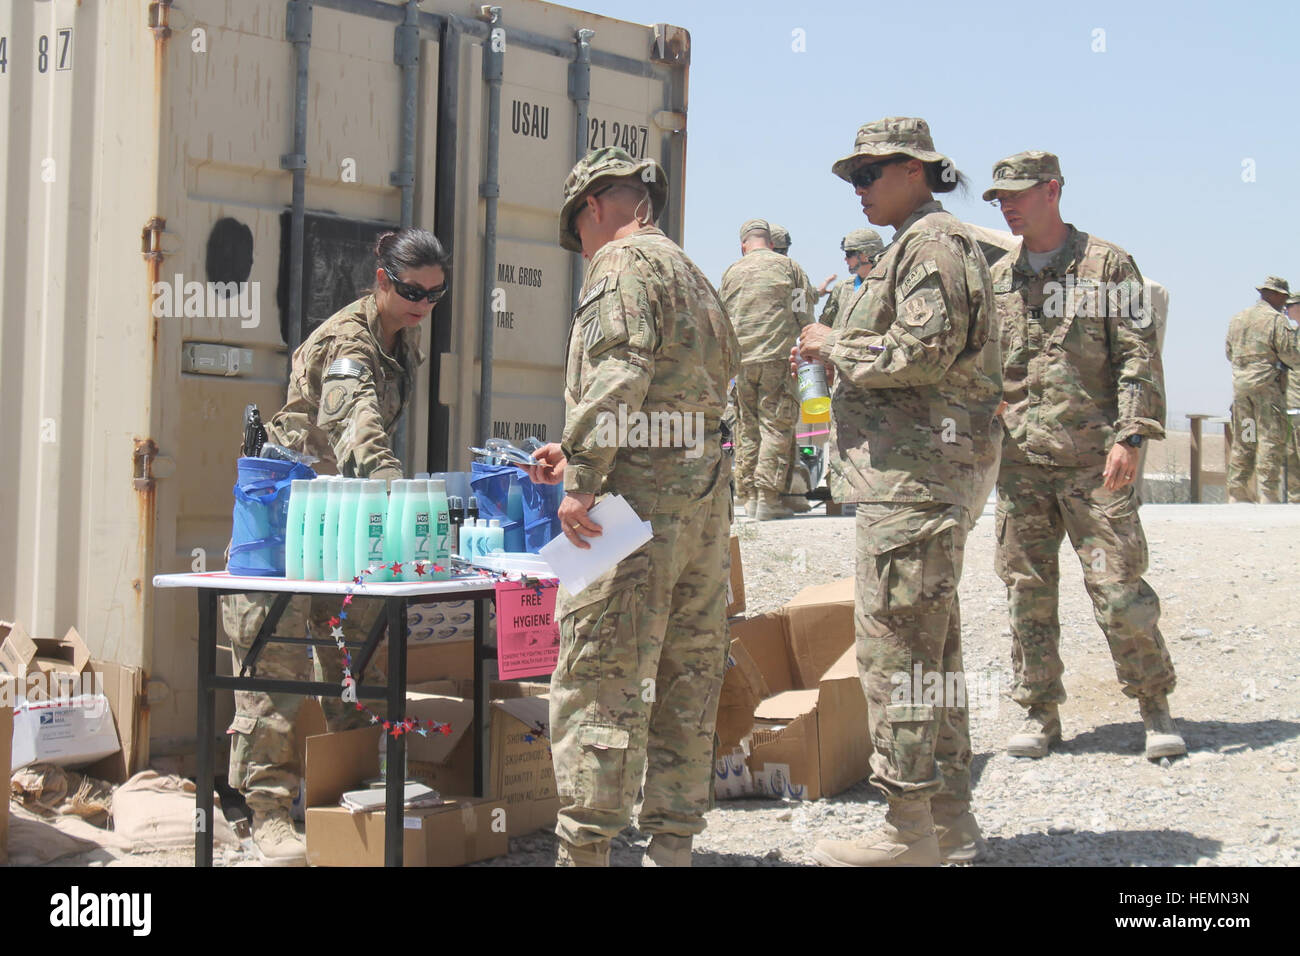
[{"xmin": 25, "ymin": 500, "xmax": 1297, "ymax": 868}]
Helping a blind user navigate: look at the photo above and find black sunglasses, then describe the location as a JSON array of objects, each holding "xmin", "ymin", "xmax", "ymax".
[
  {"xmin": 568, "ymin": 184, "xmax": 619, "ymax": 237},
  {"xmin": 385, "ymin": 269, "xmax": 447, "ymax": 304},
  {"xmin": 848, "ymin": 156, "xmax": 909, "ymax": 190}
]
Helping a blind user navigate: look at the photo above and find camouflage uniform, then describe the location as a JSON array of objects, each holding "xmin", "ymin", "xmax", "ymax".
[
  {"xmin": 223, "ymin": 294, "xmax": 419, "ymax": 814},
  {"xmin": 988, "ymin": 155, "xmax": 1173, "ymax": 707},
  {"xmin": 821, "ymin": 185, "xmax": 1001, "ymax": 802},
  {"xmin": 1286, "ymin": 296, "xmax": 1300, "ymax": 501},
  {"xmin": 720, "ymin": 225, "xmax": 814, "ymax": 500},
  {"xmin": 819, "ymin": 229, "xmax": 885, "ymax": 329},
  {"xmin": 551, "ymin": 149, "xmax": 740, "ymax": 859},
  {"xmin": 1225, "ymin": 278, "xmax": 1300, "ymax": 503}
]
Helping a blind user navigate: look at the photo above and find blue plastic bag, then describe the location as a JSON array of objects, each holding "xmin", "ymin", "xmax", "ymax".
[
  {"xmin": 229, "ymin": 456, "xmax": 316, "ymax": 576},
  {"xmin": 470, "ymin": 462, "xmax": 561, "ymax": 555}
]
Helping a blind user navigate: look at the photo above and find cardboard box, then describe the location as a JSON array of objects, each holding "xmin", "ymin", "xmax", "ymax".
[
  {"xmin": 303, "ymin": 726, "xmax": 508, "ymax": 867},
  {"xmin": 10, "ymin": 694, "xmax": 120, "ymax": 770},
  {"xmin": 406, "ymin": 600, "xmax": 494, "ymax": 644},
  {"xmin": 1, "ymin": 623, "xmax": 147, "ymax": 782},
  {"xmin": 406, "ymin": 639, "xmax": 482, "ymax": 684},
  {"xmin": 726, "ymin": 535, "xmax": 745, "ymax": 618},
  {"xmin": 489, "ymin": 695, "xmax": 560, "ymax": 836},
  {"xmin": 0, "ymin": 705, "xmax": 10, "ymax": 864},
  {"xmin": 717, "ymin": 578, "xmax": 871, "ymax": 800}
]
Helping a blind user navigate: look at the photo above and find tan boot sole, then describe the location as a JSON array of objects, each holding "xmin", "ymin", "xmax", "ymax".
[
  {"xmin": 1145, "ymin": 734, "xmax": 1187, "ymax": 760},
  {"xmin": 1006, "ymin": 732, "xmax": 1059, "ymax": 758}
]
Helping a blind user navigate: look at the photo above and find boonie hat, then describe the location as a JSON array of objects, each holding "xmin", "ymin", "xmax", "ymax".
[
  {"xmin": 831, "ymin": 116, "xmax": 949, "ymax": 182},
  {"xmin": 982, "ymin": 150, "xmax": 1065, "ymax": 202},
  {"xmin": 1257, "ymin": 275, "xmax": 1290, "ymax": 296},
  {"xmin": 559, "ymin": 147, "xmax": 667, "ymax": 253}
]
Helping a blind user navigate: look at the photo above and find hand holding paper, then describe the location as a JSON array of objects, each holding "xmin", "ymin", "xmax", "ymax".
[{"xmin": 539, "ymin": 494, "xmax": 653, "ymax": 595}]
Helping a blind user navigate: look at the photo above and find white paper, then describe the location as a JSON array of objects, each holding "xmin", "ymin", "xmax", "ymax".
[{"xmin": 538, "ymin": 494, "xmax": 653, "ymax": 595}]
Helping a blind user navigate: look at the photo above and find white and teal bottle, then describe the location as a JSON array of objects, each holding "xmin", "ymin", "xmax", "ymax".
[
  {"xmin": 355, "ymin": 479, "xmax": 388, "ymax": 581},
  {"xmin": 322, "ymin": 477, "xmax": 343, "ymax": 582},
  {"xmin": 336, "ymin": 479, "xmax": 362, "ymax": 582},
  {"xmin": 402, "ymin": 479, "xmax": 431, "ymax": 581},
  {"xmin": 284, "ymin": 479, "xmax": 311, "ymax": 579},
  {"xmin": 460, "ymin": 518, "xmax": 479, "ymax": 562},
  {"xmin": 428, "ymin": 479, "xmax": 451, "ymax": 581},
  {"xmin": 384, "ymin": 479, "xmax": 407, "ymax": 580},
  {"xmin": 302, "ymin": 479, "xmax": 328, "ymax": 581},
  {"xmin": 483, "ymin": 518, "xmax": 504, "ymax": 557}
]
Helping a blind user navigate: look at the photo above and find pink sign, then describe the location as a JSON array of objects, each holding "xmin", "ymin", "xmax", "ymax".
[{"xmin": 494, "ymin": 580, "xmax": 560, "ymax": 679}]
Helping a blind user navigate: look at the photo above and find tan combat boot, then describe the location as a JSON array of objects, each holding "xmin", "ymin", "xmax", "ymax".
[
  {"xmin": 787, "ymin": 494, "xmax": 812, "ymax": 514},
  {"xmin": 252, "ymin": 810, "xmax": 307, "ymax": 867},
  {"xmin": 1006, "ymin": 704, "xmax": 1062, "ymax": 758},
  {"xmin": 641, "ymin": 833, "xmax": 693, "ymax": 867},
  {"xmin": 811, "ymin": 797, "xmax": 940, "ymax": 867},
  {"xmin": 555, "ymin": 839, "xmax": 611, "ymax": 867},
  {"xmin": 931, "ymin": 797, "xmax": 986, "ymax": 864},
  {"xmin": 755, "ymin": 491, "xmax": 794, "ymax": 521},
  {"xmin": 1139, "ymin": 694, "xmax": 1186, "ymax": 760}
]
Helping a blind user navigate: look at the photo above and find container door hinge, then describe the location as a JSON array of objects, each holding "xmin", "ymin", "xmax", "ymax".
[
  {"xmin": 134, "ymin": 438, "xmax": 175, "ymax": 491},
  {"xmin": 148, "ymin": 1, "xmax": 173, "ymax": 40}
]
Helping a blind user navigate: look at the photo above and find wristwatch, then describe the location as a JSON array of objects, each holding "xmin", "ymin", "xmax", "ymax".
[{"xmin": 1124, "ymin": 435, "xmax": 1144, "ymax": 448}]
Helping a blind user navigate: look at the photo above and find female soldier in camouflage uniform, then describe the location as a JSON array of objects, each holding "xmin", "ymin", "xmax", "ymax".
[
  {"xmin": 223, "ymin": 228, "xmax": 449, "ymax": 864},
  {"xmin": 796, "ymin": 118, "xmax": 1001, "ymax": 866}
]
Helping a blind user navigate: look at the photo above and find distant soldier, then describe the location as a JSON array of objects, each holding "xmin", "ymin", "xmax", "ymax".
[
  {"xmin": 984, "ymin": 150, "xmax": 1183, "ymax": 762},
  {"xmin": 819, "ymin": 228, "xmax": 885, "ymax": 330},
  {"xmin": 797, "ymin": 117, "xmax": 1002, "ymax": 866},
  {"xmin": 222, "ymin": 228, "xmax": 449, "ymax": 864},
  {"xmin": 721, "ymin": 220, "xmax": 815, "ymax": 519},
  {"xmin": 1225, "ymin": 276, "xmax": 1300, "ymax": 502},
  {"xmin": 1286, "ymin": 293, "xmax": 1300, "ymax": 501},
  {"xmin": 526, "ymin": 147, "xmax": 739, "ymax": 867}
]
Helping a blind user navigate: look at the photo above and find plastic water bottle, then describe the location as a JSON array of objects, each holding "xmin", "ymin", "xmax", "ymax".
[
  {"xmin": 506, "ymin": 480, "xmax": 525, "ymax": 552},
  {"xmin": 402, "ymin": 479, "xmax": 430, "ymax": 581},
  {"xmin": 428, "ymin": 479, "xmax": 451, "ymax": 581},
  {"xmin": 484, "ymin": 518, "xmax": 504, "ymax": 557},
  {"xmin": 302, "ymin": 479, "xmax": 328, "ymax": 581},
  {"xmin": 355, "ymin": 479, "xmax": 388, "ymax": 581},
  {"xmin": 797, "ymin": 360, "xmax": 831, "ymax": 417},
  {"xmin": 322, "ymin": 477, "xmax": 343, "ymax": 582},
  {"xmin": 336, "ymin": 479, "xmax": 362, "ymax": 581},
  {"xmin": 460, "ymin": 518, "xmax": 479, "ymax": 562},
  {"xmin": 285, "ymin": 479, "xmax": 311, "ymax": 579}
]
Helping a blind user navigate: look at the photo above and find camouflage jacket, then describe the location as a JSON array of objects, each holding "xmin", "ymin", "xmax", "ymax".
[
  {"xmin": 561, "ymin": 226, "xmax": 740, "ymax": 514},
  {"xmin": 265, "ymin": 295, "xmax": 423, "ymax": 480},
  {"xmin": 822, "ymin": 200, "xmax": 1002, "ymax": 509},
  {"xmin": 1225, "ymin": 300, "xmax": 1300, "ymax": 396},
  {"xmin": 993, "ymin": 225, "xmax": 1164, "ymax": 467},
  {"xmin": 819, "ymin": 275, "xmax": 861, "ymax": 329},
  {"xmin": 719, "ymin": 248, "xmax": 815, "ymax": 364}
]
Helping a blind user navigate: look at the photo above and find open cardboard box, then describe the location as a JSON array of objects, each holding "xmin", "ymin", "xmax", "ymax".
[
  {"xmin": 332, "ymin": 682, "xmax": 558, "ymax": 838},
  {"xmin": 303, "ymin": 725, "xmax": 508, "ymax": 867},
  {"xmin": 717, "ymin": 578, "xmax": 872, "ymax": 800},
  {"xmin": 726, "ymin": 534, "xmax": 745, "ymax": 618},
  {"xmin": 1, "ymin": 622, "xmax": 146, "ymax": 781},
  {"xmin": 0, "ymin": 706, "xmax": 10, "ymax": 863}
]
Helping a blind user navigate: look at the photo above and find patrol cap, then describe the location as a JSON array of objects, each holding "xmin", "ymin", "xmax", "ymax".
[
  {"xmin": 841, "ymin": 228, "xmax": 884, "ymax": 257},
  {"xmin": 769, "ymin": 224, "xmax": 790, "ymax": 251},
  {"xmin": 1257, "ymin": 275, "xmax": 1290, "ymax": 296},
  {"xmin": 832, "ymin": 117, "xmax": 949, "ymax": 182},
  {"xmin": 559, "ymin": 147, "xmax": 667, "ymax": 253},
  {"xmin": 740, "ymin": 218, "xmax": 771, "ymax": 241},
  {"xmin": 982, "ymin": 151, "xmax": 1065, "ymax": 202}
]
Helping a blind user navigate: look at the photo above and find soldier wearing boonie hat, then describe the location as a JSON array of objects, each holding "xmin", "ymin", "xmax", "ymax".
[
  {"xmin": 982, "ymin": 149, "xmax": 1183, "ymax": 768},
  {"xmin": 798, "ymin": 116, "xmax": 1002, "ymax": 867},
  {"xmin": 1227, "ymin": 275, "xmax": 1300, "ymax": 502},
  {"xmin": 529, "ymin": 147, "xmax": 740, "ymax": 867}
]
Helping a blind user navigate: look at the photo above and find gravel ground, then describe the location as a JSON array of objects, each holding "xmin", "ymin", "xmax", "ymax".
[{"xmin": 44, "ymin": 503, "xmax": 1300, "ymax": 867}]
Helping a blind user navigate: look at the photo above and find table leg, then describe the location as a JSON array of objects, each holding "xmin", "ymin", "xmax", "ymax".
[
  {"xmin": 384, "ymin": 597, "xmax": 408, "ymax": 867},
  {"xmin": 474, "ymin": 596, "xmax": 488, "ymax": 798},
  {"xmin": 195, "ymin": 590, "xmax": 218, "ymax": 868}
]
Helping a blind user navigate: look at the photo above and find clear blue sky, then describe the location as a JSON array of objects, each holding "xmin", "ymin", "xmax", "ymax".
[{"xmin": 582, "ymin": 0, "xmax": 1300, "ymax": 428}]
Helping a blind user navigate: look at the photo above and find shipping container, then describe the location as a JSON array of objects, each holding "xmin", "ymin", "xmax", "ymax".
[{"xmin": 0, "ymin": 0, "xmax": 691, "ymax": 757}]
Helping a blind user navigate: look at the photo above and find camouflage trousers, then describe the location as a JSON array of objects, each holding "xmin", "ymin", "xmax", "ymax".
[
  {"xmin": 549, "ymin": 481, "xmax": 731, "ymax": 848},
  {"xmin": 1227, "ymin": 390, "xmax": 1288, "ymax": 503},
  {"xmin": 855, "ymin": 502, "xmax": 973, "ymax": 805},
  {"xmin": 1285, "ymin": 410, "xmax": 1300, "ymax": 502},
  {"xmin": 221, "ymin": 592, "xmax": 385, "ymax": 816},
  {"xmin": 733, "ymin": 359, "xmax": 798, "ymax": 497},
  {"xmin": 995, "ymin": 461, "xmax": 1176, "ymax": 706}
]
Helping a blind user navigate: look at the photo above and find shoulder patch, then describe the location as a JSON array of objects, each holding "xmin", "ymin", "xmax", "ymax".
[
  {"xmin": 898, "ymin": 260, "xmax": 939, "ymax": 299},
  {"xmin": 577, "ymin": 275, "xmax": 609, "ymax": 310},
  {"xmin": 324, "ymin": 357, "xmax": 371, "ymax": 382}
]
